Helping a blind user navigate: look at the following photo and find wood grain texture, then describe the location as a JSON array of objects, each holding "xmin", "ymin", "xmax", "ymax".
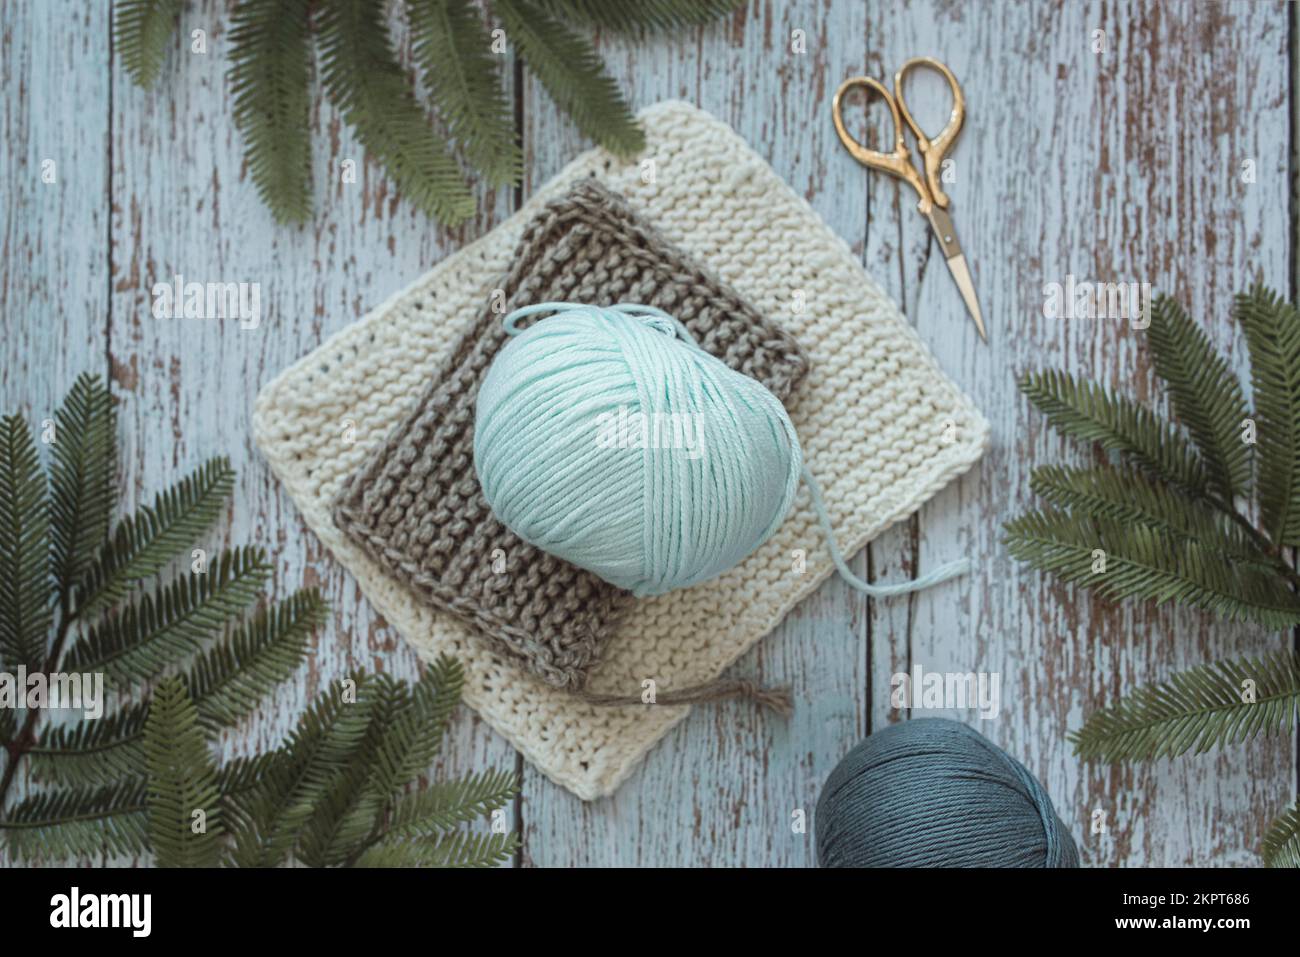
[
  {"xmin": 0, "ymin": 0, "xmax": 112, "ymax": 862},
  {"xmin": 862, "ymin": 0, "xmax": 1295, "ymax": 867},
  {"xmin": 1, "ymin": 0, "xmax": 1295, "ymax": 868}
]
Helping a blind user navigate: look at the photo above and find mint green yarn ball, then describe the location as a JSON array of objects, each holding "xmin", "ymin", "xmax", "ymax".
[{"xmin": 473, "ymin": 303, "xmax": 803, "ymax": 598}]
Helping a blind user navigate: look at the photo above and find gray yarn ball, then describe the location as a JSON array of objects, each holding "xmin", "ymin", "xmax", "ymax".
[{"xmin": 815, "ymin": 718, "xmax": 1079, "ymax": 868}]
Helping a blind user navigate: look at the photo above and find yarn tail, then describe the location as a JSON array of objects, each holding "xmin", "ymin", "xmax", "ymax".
[
  {"xmin": 802, "ymin": 466, "xmax": 970, "ymax": 598},
  {"xmin": 579, "ymin": 679, "xmax": 793, "ymax": 717}
]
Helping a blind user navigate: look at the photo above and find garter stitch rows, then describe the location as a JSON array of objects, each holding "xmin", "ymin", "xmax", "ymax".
[
  {"xmin": 253, "ymin": 101, "xmax": 989, "ymax": 800},
  {"xmin": 331, "ymin": 180, "xmax": 809, "ymax": 692}
]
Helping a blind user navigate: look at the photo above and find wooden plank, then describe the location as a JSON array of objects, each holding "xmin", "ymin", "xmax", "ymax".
[
  {"xmin": 879, "ymin": 0, "xmax": 1294, "ymax": 866},
  {"xmin": 104, "ymin": 0, "xmax": 519, "ymax": 862},
  {"xmin": 518, "ymin": 1, "xmax": 875, "ymax": 867},
  {"xmin": 0, "ymin": 0, "xmax": 110, "ymax": 420},
  {"xmin": 0, "ymin": 0, "xmax": 111, "ymax": 864}
]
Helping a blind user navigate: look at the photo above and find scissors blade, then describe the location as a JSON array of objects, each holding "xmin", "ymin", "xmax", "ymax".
[{"xmin": 924, "ymin": 206, "xmax": 987, "ymax": 342}]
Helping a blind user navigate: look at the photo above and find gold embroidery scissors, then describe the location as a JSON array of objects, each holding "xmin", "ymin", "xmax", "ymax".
[{"xmin": 832, "ymin": 57, "xmax": 986, "ymax": 341}]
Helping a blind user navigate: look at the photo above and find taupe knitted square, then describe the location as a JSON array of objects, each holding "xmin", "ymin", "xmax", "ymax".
[{"xmin": 332, "ymin": 180, "xmax": 809, "ymax": 693}]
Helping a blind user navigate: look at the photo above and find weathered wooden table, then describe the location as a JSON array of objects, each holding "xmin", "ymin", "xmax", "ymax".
[{"xmin": 3, "ymin": 0, "xmax": 1294, "ymax": 866}]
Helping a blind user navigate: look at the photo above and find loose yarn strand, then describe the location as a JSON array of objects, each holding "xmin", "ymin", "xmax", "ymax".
[{"xmin": 801, "ymin": 466, "xmax": 972, "ymax": 597}]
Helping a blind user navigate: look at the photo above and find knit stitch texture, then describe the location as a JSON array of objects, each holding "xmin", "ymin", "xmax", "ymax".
[
  {"xmin": 331, "ymin": 180, "xmax": 809, "ymax": 693},
  {"xmin": 253, "ymin": 101, "xmax": 990, "ymax": 800}
]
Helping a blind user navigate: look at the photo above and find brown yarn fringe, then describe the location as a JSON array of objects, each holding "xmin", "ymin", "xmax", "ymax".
[{"xmin": 578, "ymin": 679, "xmax": 793, "ymax": 717}]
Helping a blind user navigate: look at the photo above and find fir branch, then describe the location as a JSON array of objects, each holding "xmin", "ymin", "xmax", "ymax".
[
  {"xmin": 366, "ymin": 656, "xmax": 464, "ymax": 800},
  {"xmin": 114, "ymin": 0, "xmax": 184, "ymax": 89},
  {"xmin": 186, "ymin": 588, "xmax": 325, "ymax": 729},
  {"xmin": 356, "ymin": 829, "xmax": 518, "ymax": 867},
  {"xmin": 229, "ymin": 0, "xmax": 315, "ymax": 225},
  {"xmin": 386, "ymin": 769, "xmax": 519, "ymax": 837},
  {"xmin": 0, "ymin": 779, "xmax": 149, "ymax": 862},
  {"xmin": 297, "ymin": 763, "xmax": 387, "ymax": 867},
  {"xmin": 28, "ymin": 702, "xmax": 150, "ymax": 789},
  {"xmin": 1146, "ymin": 295, "xmax": 1252, "ymax": 500},
  {"xmin": 317, "ymin": 0, "xmax": 476, "ymax": 225},
  {"xmin": 49, "ymin": 374, "xmax": 117, "ymax": 598},
  {"xmin": 62, "ymin": 546, "xmax": 272, "ymax": 685},
  {"xmin": 1069, "ymin": 651, "xmax": 1300, "ymax": 762},
  {"xmin": 416, "ymin": 653, "xmax": 463, "ymax": 745},
  {"xmin": 226, "ymin": 674, "xmax": 375, "ymax": 867},
  {"xmin": 31, "ymin": 591, "xmax": 323, "ymax": 789},
  {"xmin": 535, "ymin": 0, "xmax": 746, "ymax": 32},
  {"xmin": 495, "ymin": 0, "xmax": 645, "ymax": 156},
  {"xmin": 1237, "ymin": 286, "xmax": 1300, "ymax": 546},
  {"xmin": 317, "ymin": 660, "xmax": 466, "ymax": 867},
  {"xmin": 409, "ymin": 0, "xmax": 522, "ymax": 189},
  {"xmin": 74, "ymin": 457, "xmax": 236, "ymax": 621},
  {"xmin": 1263, "ymin": 801, "xmax": 1300, "ymax": 868},
  {"xmin": 1020, "ymin": 370, "xmax": 1207, "ymax": 493},
  {"xmin": 1003, "ymin": 509, "xmax": 1300, "ymax": 629},
  {"xmin": 144, "ymin": 677, "xmax": 224, "ymax": 867},
  {"xmin": 299, "ymin": 674, "xmax": 409, "ymax": 867},
  {"xmin": 1028, "ymin": 465, "xmax": 1270, "ymax": 568},
  {"xmin": 0, "ymin": 415, "xmax": 52, "ymax": 670}
]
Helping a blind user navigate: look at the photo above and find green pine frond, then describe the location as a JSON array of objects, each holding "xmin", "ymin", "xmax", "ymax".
[
  {"xmin": 354, "ymin": 830, "xmax": 518, "ymax": 867},
  {"xmin": 410, "ymin": 0, "xmax": 522, "ymax": 189},
  {"xmin": 535, "ymin": 0, "xmax": 745, "ymax": 32},
  {"xmin": 33, "ymin": 591, "xmax": 322, "ymax": 789},
  {"xmin": 62, "ymin": 546, "xmax": 272, "ymax": 684},
  {"xmin": 28, "ymin": 702, "xmax": 150, "ymax": 788},
  {"xmin": 317, "ymin": 0, "xmax": 476, "ymax": 225},
  {"xmin": 229, "ymin": 0, "xmax": 315, "ymax": 224},
  {"xmin": 365, "ymin": 656, "xmax": 464, "ymax": 801},
  {"xmin": 74, "ymin": 457, "xmax": 236, "ymax": 620},
  {"xmin": 216, "ymin": 752, "xmax": 282, "ymax": 799},
  {"xmin": 186, "ymin": 588, "xmax": 326, "ymax": 729},
  {"xmin": 387, "ymin": 769, "xmax": 519, "ymax": 837},
  {"xmin": 0, "ymin": 708, "xmax": 15, "ymax": 746},
  {"xmin": 1237, "ymin": 286, "xmax": 1300, "ymax": 545},
  {"xmin": 144, "ymin": 677, "xmax": 223, "ymax": 867},
  {"xmin": 1029, "ymin": 465, "xmax": 1267, "ymax": 565},
  {"xmin": 1003, "ymin": 509, "xmax": 1300, "ymax": 629},
  {"xmin": 228, "ymin": 674, "xmax": 375, "ymax": 867},
  {"xmin": 1146, "ymin": 295, "xmax": 1252, "ymax": 500},
  {"xmin": 351, "ymin": 838, "xmax": 442, "ymax": 867},
  {"xmin": 495, "ymin": 0, "xmax": 645, "ymax": 156},
  {"xmin": 0, "ymin": 779, "xmax": 149, "ymax": 862},
  {"xmin": 297, "ymin": 674, "xmax": 409, "ymax": 867},
  {"xmin": 1069, "ymin": 651, "xmax": 1300, "ymax": 762},
  {"xmin": 114, "ymin": 0, "xmax": 184, "ymax": 88},
  {"xmin": 420, "ymin": 653, "xmax": 466, "ymax": 741},
  {"xmin": 1263, "ymin": 801, "xmax": 1300, "ymax": 868},
  {"xmin": 0, "ymin": 415, "xmax": 52, "ymax": 670},
  {"xmin": 1020, "ymin": 370, "xmax": 1206, "ymax": 493},
  {"xmin": 49, "ymin": 374, "xmax": 117, "ymax": 597},
  {"xmin": 300, "ymin": 661, "xmax": 468, "ymax": 867},
  {"xmin": 296, "ymin": 764, "xmax": 387, "ymax": 867},
  {"xmin": 214, "ymin": 752, "xmax": 288, "ymax": 866}
]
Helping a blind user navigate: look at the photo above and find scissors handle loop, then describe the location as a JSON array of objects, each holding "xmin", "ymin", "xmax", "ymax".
[
  {"xmin": 831, "ymin": 75, "xmax": 932, "ymax": 214},
  {"xmin": 893, "ymin": 56, "xmax": 965, "ymax": 210}
]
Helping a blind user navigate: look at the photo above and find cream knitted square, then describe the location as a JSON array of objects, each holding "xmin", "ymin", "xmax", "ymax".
[{"xmin": 253, "ymin": 101, "xmax": 990, "ymax": 800}]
